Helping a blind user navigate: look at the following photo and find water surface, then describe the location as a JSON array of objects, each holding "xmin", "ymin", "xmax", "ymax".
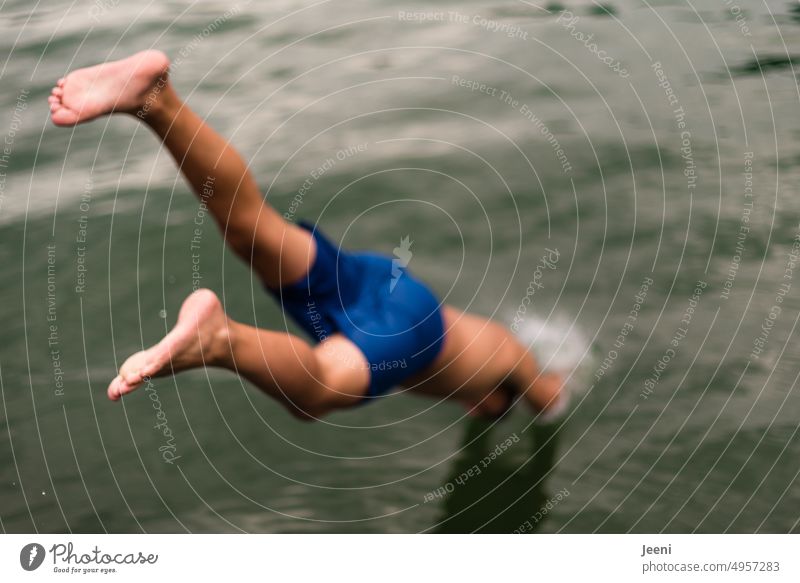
[{"xmin": 1, "ymin": 0, "xmax": 800, "ymax": 532}]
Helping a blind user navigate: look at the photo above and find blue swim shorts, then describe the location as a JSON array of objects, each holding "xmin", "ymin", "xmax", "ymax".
[{"xmin": 267, "ymin": 221, "xmax": 445, "ymax": 398}]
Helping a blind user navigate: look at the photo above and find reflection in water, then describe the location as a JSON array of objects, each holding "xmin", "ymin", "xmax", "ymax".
[
  {"xmin": 791, "ymin": 2, "xmax": 800, "ymax": 23},
  {"xmin": 432, "ymin": 417, "xmax": 562, "ymax": 533},
  {"xmin": 587, "ymin": 3, "xmax": 618, "ymax": 17},
  {"xmin": 731, "ymin": 55, "xmax": 800, "ymax": 76}
]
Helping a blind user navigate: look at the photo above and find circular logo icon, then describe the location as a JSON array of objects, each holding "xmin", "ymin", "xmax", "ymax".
[{"xmin": 20, "ymin": 543, "xmax": 46, "ymax": 571}]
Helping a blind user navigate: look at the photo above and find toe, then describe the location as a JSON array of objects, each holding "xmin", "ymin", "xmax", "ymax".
[
  {"xmin": 51, "ymin": 107, "xmax": 80, "ymax": 127},
  {"xmin": 118, "ymin": 349, "xmax": 151, "ymax": 386},
  {"xmin": 57, "ymin": 77, "xmax": 65, "ymax": 87},
  {"xmin": 108, "ymin": 375, "xmax": 144, "ymax": 400},
  {"xmin": 140, "ymin": 359, "xmax": 164, "ymax": 378},
  {"xmin": 51, "ymin": 87, "xmax": 63, "ymax": 97},
  {"xmin": 120, "ymin": 378, "xmax": 145, "ymax": 397},
  {"xmin": 107, "ymin": 376, "xmax": 125, "ymax": 401},
  {"xmin": 123, "ymin": 370, "xmax": 142, "ymax": 385}
]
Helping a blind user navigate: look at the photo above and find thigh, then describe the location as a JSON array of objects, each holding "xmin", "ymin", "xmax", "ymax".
[{"xmin": 249, "ymin": 214, "xmax": 317, "ymax": 289}]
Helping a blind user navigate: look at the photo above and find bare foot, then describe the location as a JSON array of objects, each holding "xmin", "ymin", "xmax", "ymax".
[
  {"xmin": 107, "ymin": 289, "xmax": 231, "ymax": 401},
  {"xmin": 49, "ymin": 50, "xmax": 170, "ymax": 126}
]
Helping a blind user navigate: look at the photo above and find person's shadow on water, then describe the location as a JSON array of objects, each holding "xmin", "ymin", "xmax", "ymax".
[{"xmin": 431, "ymin": 416, "xmax": 562, "ymax": 533}]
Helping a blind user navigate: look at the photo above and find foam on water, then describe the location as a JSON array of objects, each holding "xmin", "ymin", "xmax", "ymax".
[
  {"xmin": 512, "ymin": 315, "xmax": 596, "ymax": 417},
  {"xmin": 513, "ymin": 315, "xmax": 592, "ymax": 374}
]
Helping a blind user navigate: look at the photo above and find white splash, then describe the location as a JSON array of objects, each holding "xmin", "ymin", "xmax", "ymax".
[
  {"xmin": 513, "ymin": 314, "xmax": 591, "ymax": 375},
  {"xmin": 512, "ymin": 314, "xmax": 595, "ymax": 422}
]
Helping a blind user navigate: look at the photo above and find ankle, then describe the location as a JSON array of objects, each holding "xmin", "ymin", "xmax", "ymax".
[
  {"xmin": 209, "ymin": 320, "xmax": 237, "ymax": 368},
  {"xmin": 132, "ymin": 77, "xmax": 177, "ymax": 125}
]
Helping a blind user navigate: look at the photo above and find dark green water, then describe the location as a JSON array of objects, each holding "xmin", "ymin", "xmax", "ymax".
[{"xmin": 2, "ymin": 0, "xmax": 800, "ymax": 533}]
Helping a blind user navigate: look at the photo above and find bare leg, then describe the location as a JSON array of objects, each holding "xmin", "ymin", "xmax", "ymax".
[
  {"xmin": 51, "ymin": 52, "xmax": 371, "ymax": 412},
  {"xmin": 50, "ymin": 51, "xmax": 558, "ymax": 419},
  {"xmin": 108, "ymin": 289, "xmax": 368, "ymax": 419},
  {"xmin": 49, "ymin": 50, "xmax": 312, "ymax": 288},
  {"xmin": 404, "ymin": 307, "xmax": 563, "ymax": 417}
]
